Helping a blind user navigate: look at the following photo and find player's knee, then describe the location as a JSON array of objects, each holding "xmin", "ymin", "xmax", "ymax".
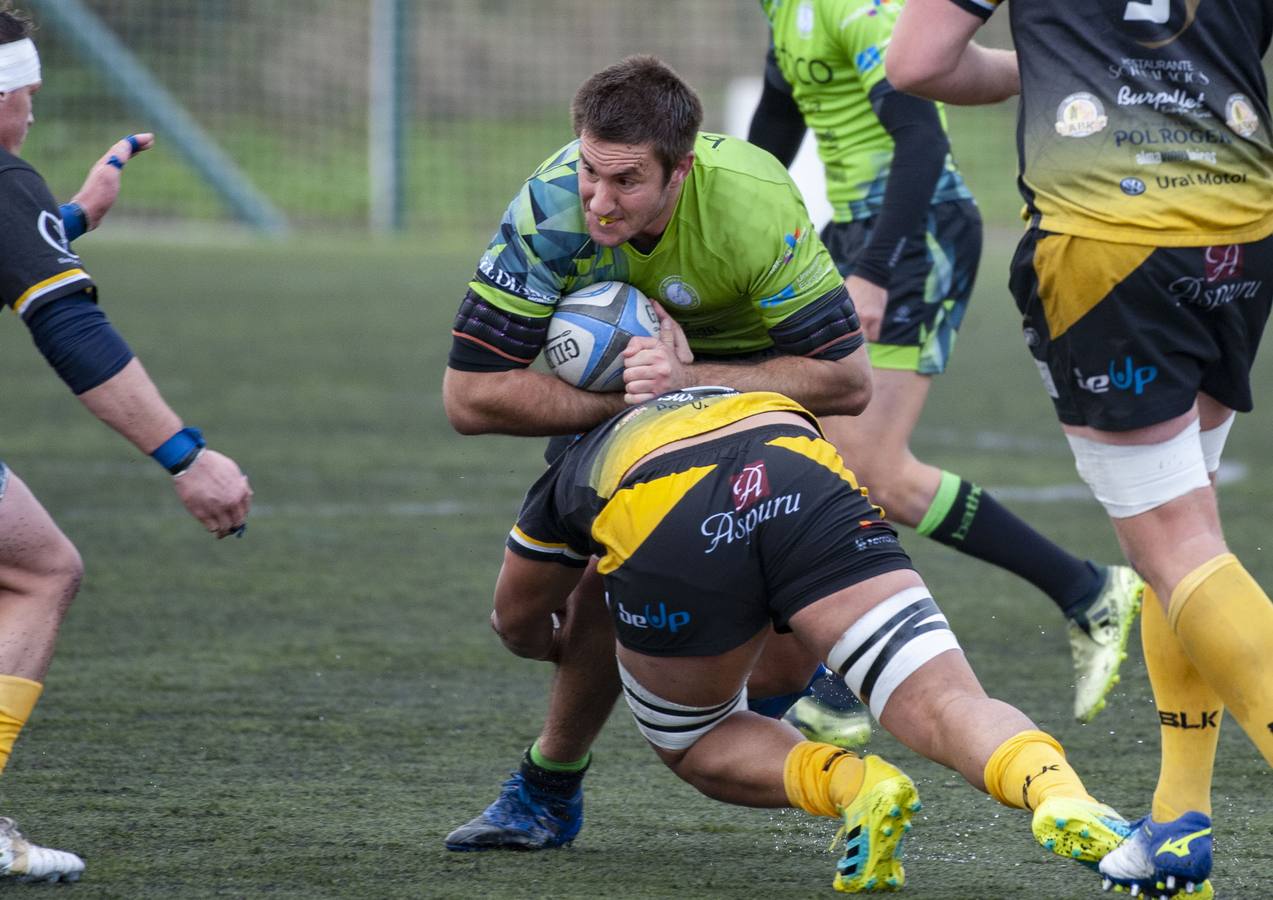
[
  {"xmin": 824, "ymin": 586, "xmax": 961, "ymax": 722},
  {"xmin": 26, "ymin": 532, "xmax": 83, "ymax": 613},
  {"xmin": 1065, "ymin": 421, "xmax": 1210, "ymax": 519}
]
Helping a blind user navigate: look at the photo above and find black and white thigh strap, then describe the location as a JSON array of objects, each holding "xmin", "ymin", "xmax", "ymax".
[{"xmin": 826, "ymin": 586, "xmax": 961, "ymax": 721}]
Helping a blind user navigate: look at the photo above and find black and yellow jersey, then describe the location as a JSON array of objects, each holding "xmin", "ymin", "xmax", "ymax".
[
  {"xmin": 948, "ymin": 0, "xmax": 1273, "ymax": 246},
  {"xmin": 506, "ymin": 387, "xmax": 820, "ymax": 565}
]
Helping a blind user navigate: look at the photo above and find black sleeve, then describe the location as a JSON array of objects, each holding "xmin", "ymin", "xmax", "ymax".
[
  {"xmin": 746, "ymin": 41, "xmax": 806, "ymax": 168},
  {"xmin": 447, "ymin": 289, "xmax": 550, "ymax": 372},
  {"xmin": 0, "ymin": 162, "xmax": 96, "ymax": 318},
  {"xmin": 851, "ymin": 82, "xmax": 950, "ymax": 288}
]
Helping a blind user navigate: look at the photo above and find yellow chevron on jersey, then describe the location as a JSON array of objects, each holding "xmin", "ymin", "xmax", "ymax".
[
  {"xmin": 593, "ymin": 465, "xmax": 716, "ymax": 575},
  {"xmin": 1031, "ymin": 235, "xmax": 1154, "ymax": 339},
  {"xmin": 590, "ymin": 391, "xmax": 820, "ymax": 499}
]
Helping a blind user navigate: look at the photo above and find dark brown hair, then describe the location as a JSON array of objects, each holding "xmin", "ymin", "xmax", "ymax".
[
  {"xmin": 571, "ymin": 55, "xmax": 703, "ymax": 178},
  {"xmin": 0, "ymin": 3, "xmax": 32, "ymax": 44}
]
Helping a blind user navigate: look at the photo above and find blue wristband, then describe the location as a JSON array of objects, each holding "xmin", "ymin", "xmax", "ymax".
[
  {"xmin": 151, "ymin": 426, "xmax": 206, "ymax": 474},
  {"xmin": 59, "ymin": 202, "xmax": 87, "ymax": 241}
]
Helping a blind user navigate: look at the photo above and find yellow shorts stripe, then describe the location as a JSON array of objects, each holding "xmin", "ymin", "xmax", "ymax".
[
  {"xmin": 593, "ymin": 465, "xmax": 715, "ymax": 575},
  {"xmin": 765, "ymin": 435, "xmax": 861, "ymax": 488},
  {"xmin": 1032, "ymin": 235, "xmax": 1153, "ymax": 339}
]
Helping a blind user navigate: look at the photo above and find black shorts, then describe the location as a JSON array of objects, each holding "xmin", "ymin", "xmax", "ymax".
[
  {"xmin": 1010, "ymin": 229, "xmax": 1273, "ymax": 431},
  {"xmin": 595, "ymin": 424, "xmax": 913, "ymax": 657},
  {"xmin": 821, "ymin": 199, "xmax": 982, "ymax": 374}
]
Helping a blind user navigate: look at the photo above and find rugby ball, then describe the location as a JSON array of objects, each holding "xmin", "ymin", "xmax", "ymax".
[{"xmin": 544, "ymin": 281, "xmax": 660, "ymax": 391}]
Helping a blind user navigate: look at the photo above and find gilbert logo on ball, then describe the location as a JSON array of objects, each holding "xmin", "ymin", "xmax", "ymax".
[{"xmin": 545, "ymin": 281, "xmax": 660, "ymax": 391}]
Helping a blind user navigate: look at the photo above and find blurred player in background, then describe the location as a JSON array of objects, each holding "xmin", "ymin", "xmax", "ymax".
[
  {"xmin": 888, "ymin": 0, "xmax": 1273, "ymax": 896},
  {"xmin": 747, "ymin": 0, "xmax": 1143, "ymax": 745},
  {"xmin": 0, "ymin": 4, "xmax": 252, "ymax": 881},
  {"xmin": 487, "ymin": 383, "xmax": 1132, "ymax": 893},
  {"xmin": 443, "ymin": 54, "xmax": 878, "ymax": 851}
]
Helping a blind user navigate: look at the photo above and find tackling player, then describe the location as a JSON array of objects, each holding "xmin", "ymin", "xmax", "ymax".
[
  {"xmin": 888, "ymin": 0, "xmax": 1273, "ymax": 895},
  {"xmin": 0, "ymin": 6, "xmax": 252, "ymax": 881},
  {"xmin": 486, "ymin": 383, "xmax": 1132, "ymax": 892},
  {"xmin": 748, "ymin": 0, "xmax": 1143, "ymax": 742}
]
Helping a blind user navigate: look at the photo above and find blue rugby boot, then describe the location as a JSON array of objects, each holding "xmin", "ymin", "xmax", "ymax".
[
  {"xmin": 1099, "ymin": 812, "xmax": 1213, "ymax": 898},
  {"xmin": 444, "ymin": 752, "xmax": 585, "ymax": 852}
]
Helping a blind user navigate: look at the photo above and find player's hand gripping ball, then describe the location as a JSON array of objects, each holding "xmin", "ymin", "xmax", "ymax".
[{"xmin": 545, "ymin": 281, "xmax": 660, "ymax": 391}]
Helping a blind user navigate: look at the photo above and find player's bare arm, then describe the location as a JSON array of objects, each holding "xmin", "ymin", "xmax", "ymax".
[
  {"xmin": 76, "ymin": 358, "xmax": 252, "ymax": 538},
  {"xmin": 489, "ymin": 550, "xmax": 584, "ymax": 662},
  {"xmin": 442, "ymin": 366, "xmax": 627, "ymax": 437},
  {"xmin": 887, "ymin": 0, "xmax": 1019, "ymax": 104}
]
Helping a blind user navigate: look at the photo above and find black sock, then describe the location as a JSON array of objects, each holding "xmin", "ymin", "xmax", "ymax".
[
  {"xmin": 919, "ymin": 473, "xmax": 1102, "ymax": 616},
  {"xmin": 519, "ymin": 747, "xmax": 588, "ymax": 797}
]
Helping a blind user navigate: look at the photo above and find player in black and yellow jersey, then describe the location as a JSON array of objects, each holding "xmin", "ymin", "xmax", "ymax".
[
  {"xmin": 487, "ymin": 384, "xmax": 1133, "ymax": 893},
  {"xmin": 749, "ymin": 0, "xmax": 1145, "ymax": 740},
  {"xmin": 887, "ymin": 1, "xmax": 1273, "ymax": 895}
]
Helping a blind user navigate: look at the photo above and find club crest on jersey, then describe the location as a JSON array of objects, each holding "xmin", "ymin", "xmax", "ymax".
[
  {"xmin": 1225, "ymin": 94, "xmax": 1259, "ymax": 137},
  {"xmin": 1056, "ymin": 93, "xmax": 1108, "ymax": 138},
  {"xmin": 37, "ymin": 210, "xmax": 77, "ymax": 260},
  {"xmin": 659, "ymin": 276, "xmax": 700, "ymax": 309}
]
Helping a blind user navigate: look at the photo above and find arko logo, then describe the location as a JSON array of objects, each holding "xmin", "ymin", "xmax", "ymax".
[{"xmin": 617, "ymin": 601, "xmax": 691, "ymax": 633}]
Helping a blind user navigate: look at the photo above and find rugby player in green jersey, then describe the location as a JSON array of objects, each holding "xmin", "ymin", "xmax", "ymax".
[
  {"xmin": 443, "ymin": 55, "xmax": 882, "ymax": 853},
  {"xmin": 748, "ymin": 0, "xmax": 1144, "ymax": 745},
  {"xmin": 0, "ymin": 5, "xmax": 252, "ymax": 881},
  {"xmin": 889, "ymin": 0, "xmax": 1273, "ymax": 895}
]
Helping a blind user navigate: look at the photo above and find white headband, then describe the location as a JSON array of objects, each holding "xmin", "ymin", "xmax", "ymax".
[{"xmin": 0, "ymin": 38, "xmax": 40, "ymax": 94}]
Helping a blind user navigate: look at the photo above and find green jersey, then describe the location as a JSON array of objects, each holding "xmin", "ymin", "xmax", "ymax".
[
  {"xmin": 468, "ymin": 133, "xmax": 849, "ymax": 357},
  {"xmin": 760, "ymin": 0, "xmax": 971, "ymax": 221}
]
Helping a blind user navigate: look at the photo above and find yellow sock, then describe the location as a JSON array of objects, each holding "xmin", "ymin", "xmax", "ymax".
[
  {"xmin": 783, "ymin": 740, "xmax": 866, "ymax": 818},
  {"xmin": 1169, "ymin": 553, "xmax": 1273, "ymax": 766},
  {"xmin": 1142, "ymin": 586, "xmax": 1221, "ymax": 819},
  {"xmin": 982, "ymin": 729, "xmax": 1094, "ymax": 810},
  {"xmin": 0, "ymin": 675, "xmax": 42, "ymax": 776}
]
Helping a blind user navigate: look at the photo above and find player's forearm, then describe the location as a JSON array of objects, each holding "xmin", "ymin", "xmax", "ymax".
[
  {"xmin": 443, "ymin": 366, "xmax": 626, "ymax": 436},
  {"xmin": 687, "ymin": 352, "xmax": 872, "ymax": 418},
  {"xmin": 75, "ymin": 357, "xmax": 184, "ymax": 454}
]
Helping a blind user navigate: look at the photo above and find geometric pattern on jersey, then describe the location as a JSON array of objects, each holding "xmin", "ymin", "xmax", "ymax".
[{"xmin": 467, "ymin": 133, "xmax": 848, "ymax": 356}]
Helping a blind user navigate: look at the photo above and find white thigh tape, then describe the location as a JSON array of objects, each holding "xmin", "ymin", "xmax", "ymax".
[
  {"xmin": 616, "ymin": 657, "xmax": 747, "ymax": 752},
  {"xmin": 1200, "ymin": 413, "xmax": 1235, "ymax": 474},
  {"xmin": 1065, "ymin": 420, "xmax": 1210, "ymax": 518},
  {"xmin": 825, "ymin": 586, "xmax": 961, "ymax": 720}
]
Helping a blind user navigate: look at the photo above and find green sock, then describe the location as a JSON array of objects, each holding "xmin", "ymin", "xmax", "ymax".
[{"xmin": 529, "ymin": 740, "xmax": 591, "ymax": 773}]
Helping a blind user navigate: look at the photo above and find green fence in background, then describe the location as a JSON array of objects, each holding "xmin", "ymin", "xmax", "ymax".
[{"xmin": 21, "ymin": 0, "xmax": 1025, "ymax": 243}]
